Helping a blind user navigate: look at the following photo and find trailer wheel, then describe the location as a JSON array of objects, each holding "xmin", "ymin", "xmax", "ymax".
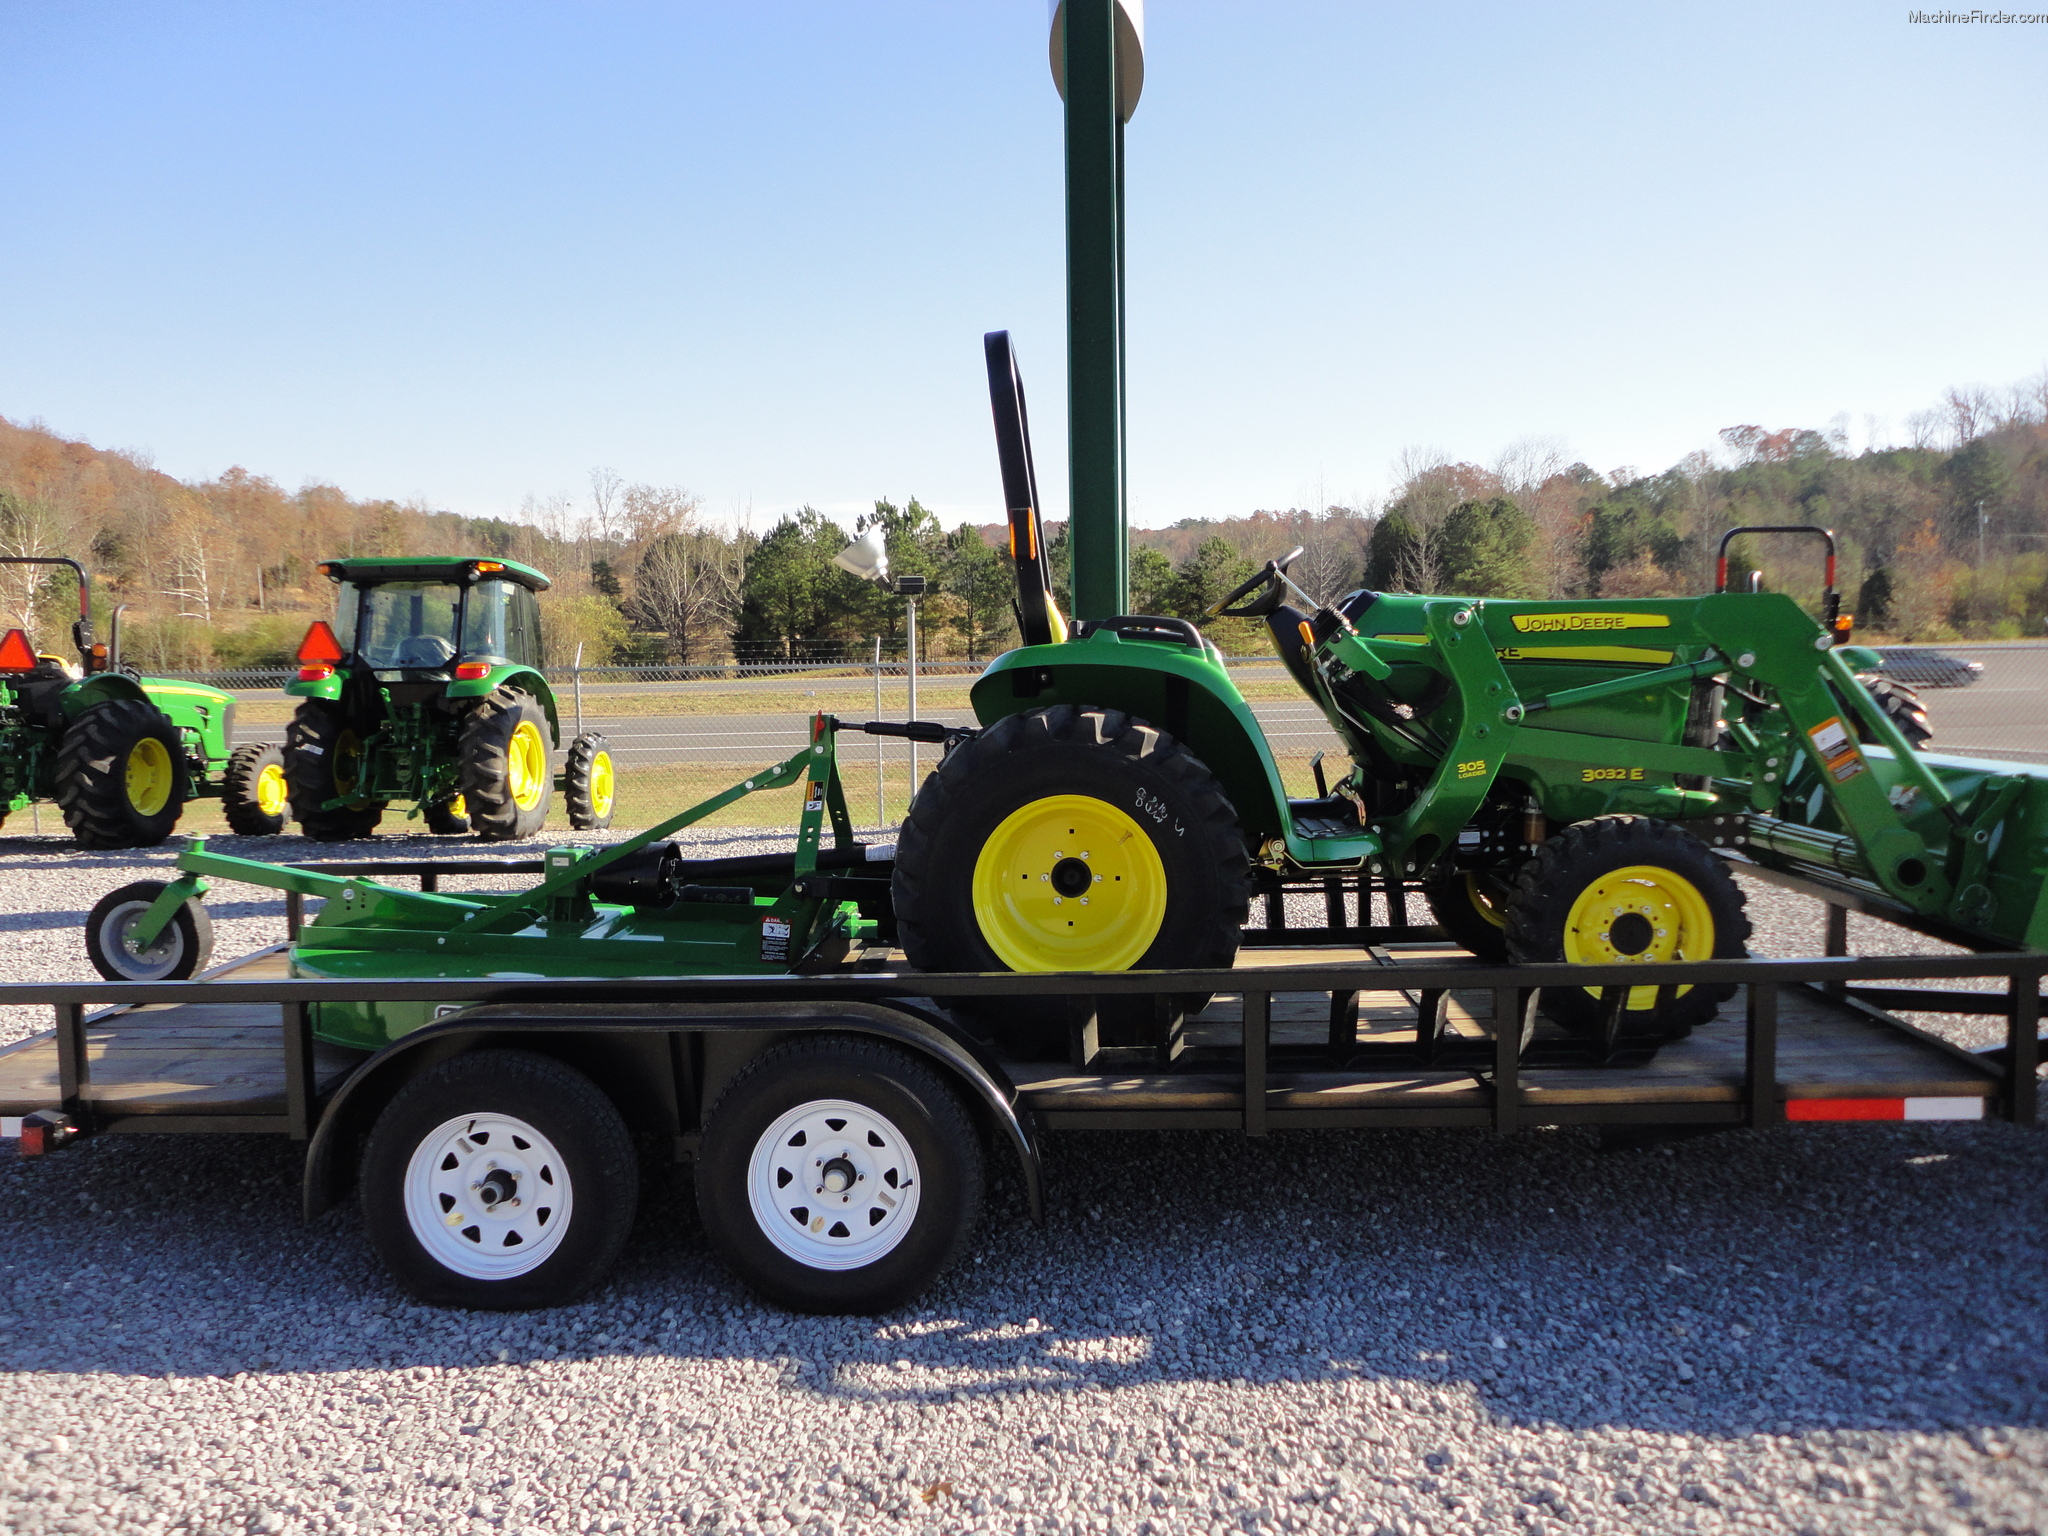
[
  {"xmin": 360, "ymin": 1050, "xmax": 638, "ymax": 1310},
  {"xmin": 85, "ymin": 880, "xmax": 214, "ymax": 981},
  {"xmin": 54, "ymin": 697, "xmax": 189, "ymax": 848},
  {"xmin": 285, "ymin": 703, "xmax": 386, "ymax": 840},
  {"xmin": 460, "ymin": 687, "xmax": 552, "ymax": 841},
  {"xmin": 1504, "ymin": 815, "xmax": 1749, "ymax": 1035},
  {"xmin": 1421, "ymin": 864, "xmax": 1512, "ymax": 961},
  {"xmin": 564, "ymin": 732, "xmax": 616, "ymax": 830},
  {"xmin": 893, "ymin": 705, "xmax": 1249, "ymax": 1047},
  {"xmin": 223, "ymin": 742, "xmax": 289, "ymax": 835},
  {"xmin": 697, "ymin": 1037, "xmax": 983, "ymax": 1314}
]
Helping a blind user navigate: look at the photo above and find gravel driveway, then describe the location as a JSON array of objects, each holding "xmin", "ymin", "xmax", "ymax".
[{"xmin": 0, "ymin": 831, "xmax": 2042, "ymax": 1535}]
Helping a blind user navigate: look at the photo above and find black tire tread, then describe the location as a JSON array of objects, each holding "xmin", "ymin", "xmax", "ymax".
[
  {"xmin": 1421, "ymin": 863, "xmax": 1513, "ymax": 962},
  {"xmin": 564, "ymin": 732, "xmax": 614, "ymax": 830},
  {"xmin": 1854, "ymin": 673, "xmax": 1934, "ymax": 750},
  {"xmin": 54, "ymin": 697, "xmax": 188, "ymax": 849},
  {"xmin": 284, "ymin": 702, "xmax": 384, "ymax": 841},
  {"xmin": 222, "ymin": 742, "xmax": 288, "ymax": 835},
  {"xmin": 85, "ymin": 879, "xmax": 214, "ymax": 981},
  {"xmin": 459, "ymin": 686, "xmax": 552, "ymax": 841}
]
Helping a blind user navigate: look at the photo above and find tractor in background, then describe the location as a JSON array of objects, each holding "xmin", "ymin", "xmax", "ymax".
[
  {"xmin": 284, "ymin": 556, "xmax": 614, "ymax": 841},
  {"xmin": 0, "ymin": 556, "xmax": 280, "ymax": 847}
]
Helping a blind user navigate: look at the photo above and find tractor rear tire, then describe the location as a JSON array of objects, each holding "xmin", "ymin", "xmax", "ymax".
[
  {"xmin": 85, "ymin": 880, "xmax": 214, "ymax": 981},
  {"xmin": 460, "ymin": 687, "xmax": 553, "ymax": 841},
  {"xmin": 564, "ymin": 732, "xmax": 616, "ymax": 830},
  {"xmin": 285, "ymin": 703, "xmax": 385, "ymax": 841},
  {"xmin": 893, "ymin": 705, "xmax": 1250, "ymax": 1053},
  {"xmin": 1854, "ymin": 674, "xmax": 1934, "ymax": 750},
  {"xmin": 55, "ymin": 697, "xmax": 189, "ymax": 849},
  {"xmin": 1503, "ymin": 815, "xmax": 1749, "ymax": 1038},
  {"xmin": 223, "ymin": 743, "xmax": 289, "ymax": 835},
  {"xmin": 1422, "ymin": 863, "xmax": 1514, "ymax": 962}
]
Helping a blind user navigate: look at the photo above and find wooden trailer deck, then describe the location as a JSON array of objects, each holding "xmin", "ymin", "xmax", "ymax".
[{"xmin": 0, "ymin": 941, "xmax": 2005, "ymax": 1135}]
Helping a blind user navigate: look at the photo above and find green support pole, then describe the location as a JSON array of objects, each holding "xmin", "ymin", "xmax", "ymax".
[{"xmin": 1062, "ymin": 0, "xmax": 1129, "ymax": 620}]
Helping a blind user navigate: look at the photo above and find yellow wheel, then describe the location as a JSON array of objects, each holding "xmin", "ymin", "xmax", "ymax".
[
  {"xmin": 970, "ymin": 794, "xmax": 1168, "ymax": 972},
  {"xmin": 565, "ymin": 733, "xmax": 615, "ymax": 830},
  {"xmin": 124, "ymin": 737, "xmax": 174, "ymax": 816},
  {"xmin": 589, "ymin": 753, "xmax": 615, "ymax": 819},
  {"xmin": 224, "ymin": 742, "xmax": 291, "ymax": 835},
  {"xmin": 1503, "ymin": 815, "xmax": 1749, "ymax": 1036},
  {"xmin": 507, "ymin": 721, "xmax": 548, "ymax": 811},
  {"xmin": 255, "ymin": 761, "xmax": 288, "ymax": 816}
]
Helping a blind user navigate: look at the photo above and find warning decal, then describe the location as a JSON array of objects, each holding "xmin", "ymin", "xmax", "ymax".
[
  {"xmin": 1808, "ymin": 716, "xmax": 1866, "ymax": 783},
  {"xmin": 761, "ymin": 916, "xmax": 793, "ymax": 964}
]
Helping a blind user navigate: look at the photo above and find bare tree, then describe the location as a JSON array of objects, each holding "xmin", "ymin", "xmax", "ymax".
[
  {"xmin": 0, "ymin": 490, "xmax": 76, "ymax": 643},
  {"xmin": 588, "ymin": 466, "xmax": 624, "ymax": 545},
  {"xmin": 630, "ymin": 524, "xmax": 742, "ymax": 664},
  {"xmin": 621, "ymin": 483, "xmax": 700, "ymax": 548}
]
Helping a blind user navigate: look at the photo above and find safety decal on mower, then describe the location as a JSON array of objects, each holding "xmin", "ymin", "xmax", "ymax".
[
  {"xmin": 1808, "ymin": 716, "xmax": 1867, "ymax": 783},
  {"xmin": 761, "ymin": 915, "xmax": 793, "ymax": 964}
]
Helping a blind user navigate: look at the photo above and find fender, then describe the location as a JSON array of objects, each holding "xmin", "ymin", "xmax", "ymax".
[
  {"xmin": 301, "ymin": 998, "xmax": 1043, "ymax": 1225},
  {"xmin": 443, "ymin": 665, "xmax": 560, "ymax": 743},
  {"xmin": 58, "ymin": 674, "xmax": 151, "ymax": 717}
]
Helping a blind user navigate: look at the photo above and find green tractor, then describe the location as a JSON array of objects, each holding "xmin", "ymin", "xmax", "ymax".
[
  {"xmin": 0, "ymin": 557, "xmax": 281, "ymax": 847},
  {"xmin": 282, "ymin": 556, "xmax": 615, "ymax": 841}
]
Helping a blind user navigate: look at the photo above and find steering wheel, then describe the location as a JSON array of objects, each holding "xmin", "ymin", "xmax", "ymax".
[{"xmin": 1207, "ymin": 547, "xmax": 1304, "ymax": 619}]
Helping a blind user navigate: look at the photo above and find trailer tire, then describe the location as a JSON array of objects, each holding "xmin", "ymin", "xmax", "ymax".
[
  {"xmin": 1504, "ymin": 815, "xmax": 1749, "ymax": 1036},
  {"xmin": 460, "ymin": 687, "xmax": 552, "ymax": 841},
  {"xmin": 223, "ymin": 742, "xmax": 289, "ymax": 835},
  {"xmin": 697, "ymin": 1036, "xmax": 983, "ymax": 1315},
  {"xmin": 564, "ymin": 732, "xmax": 616, "ymax": 830},
  {"xmin": 1853, "ymin": 674, "xmax": 1934, "ymax": 750},
  {"xmin": 85, "ymin": 879, "xmax": 214, "ymax": 981},
  {"xmin": 1421, "ymin": 864, "xmax": 1513, "ymax": 962},
  {"xmin": 55, "ymin": 697, "xmax": 188, "ymax": 848},
  {"xmin": 285, "ymin": 703, "xmax": 385, "ymax": 841},
  {"xmin": 893, "ymin": 705, "xmax": 1249, "ymax": 1050},
  {"xmin": 360, "ymin": 1050, "xmax": 638, "ymax": 1311}
]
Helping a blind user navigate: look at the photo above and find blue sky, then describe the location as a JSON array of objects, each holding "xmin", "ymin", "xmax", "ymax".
[{"xmin": 3, "ymin": 2, "xmax": 2043, "ymax": 533}]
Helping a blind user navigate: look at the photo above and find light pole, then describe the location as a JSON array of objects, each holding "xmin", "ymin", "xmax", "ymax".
[{"xmin": 834, "ymin": 529, "xmax": 931, "ymax": 820}]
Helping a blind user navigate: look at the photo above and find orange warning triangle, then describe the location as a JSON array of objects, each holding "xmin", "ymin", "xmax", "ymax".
[
  {"xmin": 0, "ymin": 630, "xmax": 37, "ymax": 672},
  {"xmin": 297, "ymin": 620, "xmax": 345, "ymax": 664}
]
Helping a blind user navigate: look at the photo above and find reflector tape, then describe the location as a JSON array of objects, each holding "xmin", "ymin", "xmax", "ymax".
[
  {"xmin": 1786, "ymin": 1097, "xmax": 1985, "ymax": 1122},
  {"xmin": 0, "ymin": 629, "xmax": 37, "ymax": 671}
]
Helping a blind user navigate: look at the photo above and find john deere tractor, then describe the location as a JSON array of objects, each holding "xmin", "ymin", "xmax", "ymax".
[
  {"xmin": 282, "ymin": 557, "xmax": 614, "ymax": 841},
  {"xmin": 0, "ymin": 556, "xmax": 281, "ymax": 847}
]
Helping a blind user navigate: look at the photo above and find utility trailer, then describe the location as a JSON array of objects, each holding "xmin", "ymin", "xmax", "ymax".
[{"xmin": 3, "ymin": 874, "xmax": 2039, "ymax": 1314}]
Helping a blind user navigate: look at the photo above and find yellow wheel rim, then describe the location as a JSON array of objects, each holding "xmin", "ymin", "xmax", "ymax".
[
  {"xmin": 970, "ymin": 794, "xmax": 1167, "ymax": 972},
  {"xmin": 1465, "ymin": 872, "xmax": 1508, "ymax": 929},
  {"xmin": 1561, "ymin": 863, "xmax": 1714, "ymax": 1009},
  {"xmin": 254, "ymin": 761, "xmax": 288, "ymax": 816},
  {"xmin": 125, "ymin": 737, "xmax": 173, "ymax": 816},
  {"xmin": 448, "ymin": 794, "xmax": 466, "ymax": 818},
  {"xmin": 507, "ymin": 720, "xmax": 548, "ymax": 811},
  {"xmin": 588, "ymin": 751, "xmax": 615, "ymax": 819}
]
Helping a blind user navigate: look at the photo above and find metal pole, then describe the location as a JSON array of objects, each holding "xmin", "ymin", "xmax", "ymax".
[
  {"xmin": 572, "ymin": 641, "xmax": 585, "ymax": 738},
  {"xmin": 873, "ymin": 635, "xmax": 884, "ymax": 827},
  {"xmin": 906, "ymin": 598, "xmax": 919, "ymax": 794}
]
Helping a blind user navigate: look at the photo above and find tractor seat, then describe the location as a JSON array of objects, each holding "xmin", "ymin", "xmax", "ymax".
[{"xmin": 394, "ymin": 635, "xmax": 457, "ymax": 669}]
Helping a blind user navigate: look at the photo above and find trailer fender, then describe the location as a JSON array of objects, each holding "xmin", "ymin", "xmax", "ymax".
[{"xmin": 302, "ymin": 999, "xmax": 1044, "ymax": 1226}]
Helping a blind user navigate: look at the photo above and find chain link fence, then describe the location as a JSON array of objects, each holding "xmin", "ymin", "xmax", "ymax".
[{"xmin": 164, "ymin": 644, "xmax": 2046, "ymax": 835}]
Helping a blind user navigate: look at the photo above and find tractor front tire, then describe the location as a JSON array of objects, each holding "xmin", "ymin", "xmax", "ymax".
[
  {"xmin": 893, "ymin": 705, "xmax": 1249, "ymax": 1051},
  {"xmin": 1503, "ymin": 815, "xmax": 1749, "ymax": 1037},
  {"xmin": 1854, "ymin": 674, "xmax": 1934, "ymax": 751},
  {"xmin": 55, "ymin": 698, "xmax": 189, "ymax": 849},
  {"xmin": 223, "ymin": 742, "xmax": 289, "ymax": 835},
  {"xmin": 424, "ymin": 796, "xmax": 471, "ymax": 835},
  {"xmin": 285, "ymin": 703, "xmax": 385, "ymax": 841},
  {"xmin": 85, "ymin": 880, "xmax": 214, "ymax": 981},
  {"xmin": 460, "ymin": 688, "xmax": 553, "ymax": 841},
  {"xmin": 564, "ymin": 733, "xmax": 616, "ymax": 830},
  {"xmin": 1422, "ymin": 863, "xmax": 1514, "ymax": 962}
]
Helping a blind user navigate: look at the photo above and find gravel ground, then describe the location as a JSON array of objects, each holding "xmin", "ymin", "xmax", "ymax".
[{"xmin": 0, "ymin": 830, "xmax": 2042, "ymax": 1535}]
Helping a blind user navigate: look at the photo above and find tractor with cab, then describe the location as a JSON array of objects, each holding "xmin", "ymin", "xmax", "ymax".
[{"xmin": 284, "ymin": 556, "xmax": 615, "ymax": 841}]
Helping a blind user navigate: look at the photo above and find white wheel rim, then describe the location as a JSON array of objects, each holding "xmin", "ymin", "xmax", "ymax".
[
  {"xmin": 403, "ymin": 1112, "xmax": 574, "ymax": 1281},
  {"xmin": 747, "ymin": 1098, "xmax": 922, "ymax": 1271},
  {"xmin": 100, "ymin": 900, "xmax": 186, "ymax": 980}
]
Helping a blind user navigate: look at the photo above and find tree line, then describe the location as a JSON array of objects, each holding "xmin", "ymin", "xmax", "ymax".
[{"xmin": 2, "ymin": 368, "xmax": 2043, "ymax": 674}]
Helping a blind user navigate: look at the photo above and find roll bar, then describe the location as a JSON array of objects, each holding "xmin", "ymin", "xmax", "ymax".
[
  {"xmin": 0, "ymin": 557, "xmax": 100, "ymax": 670},
  {"xmin": 1715, "ymin": 525, "xmax": 1841, "ymax": 631}
]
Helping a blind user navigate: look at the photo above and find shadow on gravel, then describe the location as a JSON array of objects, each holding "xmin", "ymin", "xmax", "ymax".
[
  {"xmin": 0, "ymin": 1119, "xmax": 2042, "ymax": 1442},
  {"xmin": 0, "ymin": 900, "xmax": 285, "ymax": 932}
]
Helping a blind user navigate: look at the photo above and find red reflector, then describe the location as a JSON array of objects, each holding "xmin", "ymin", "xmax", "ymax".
[
  {"xmin": 297, "ymin": 663, "xmax": 334, "ymax": 682},
  {"xmin": 19, "ymin": 1124, "xmax": 46, "ymax": 1156},
  {"xmin": 454, "ymin": 662, "xmax": 490, "ymax": 680},
  {"xmin": 1787, "ymin": 1098, "xmax": 1904, "ymax": 1122},
  {"xmin": 0, "ymin": 629, "xmax": 37, "ymax": 672},
  {"xmin": 297, "ymin": 620, "xmax": 345, "ymax": 664}
]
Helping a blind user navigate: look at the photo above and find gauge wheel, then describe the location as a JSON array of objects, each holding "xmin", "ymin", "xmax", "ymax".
[
  {"xmin": 696, "ymin": 1036, "xmax": 983, "ymax": 1315},
  {"xmin": 1421, "ymin": 863, "xmax": 1514, "ymax": 962},
  {"xmin": 460, "ymin": 687, "xmax": 553, "ymax": 840},
  {"xmin": 424, "ymin": 795, "xmax": 471, "ymax": 835},
  {"xmin": 1503, "ymin": 815, "xmax": 1749, "ymax": 1037},
  {"xmin": 54, "ymin": 698, "xmax": 189, "ymax": 849},
  {"xmin": 359, "ymin": 1049, "xmax": 639, "ymax": 1310},
  {"xmin": 285, "ymin": 702, "xmax": 386, "ymax": 840},
  {"xmin": 223, "ymin": 742, "xmax": 289, "ymax": 835},
  {"xmin": 85, "ymin": 880, "xmax": 214, "ymax": 981},
  {"xmin": 892, "ymin": 705, "xmax": 1250, "ymax": 1050},
  {"xmin": 564, "ymin": 732, "xmax": 616, "ymax": 830}
]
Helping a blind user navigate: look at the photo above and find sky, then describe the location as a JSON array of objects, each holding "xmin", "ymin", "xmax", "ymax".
[{"xmin": 3, "ymin": 2, "xmax": 2044, "ymax": 534}]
